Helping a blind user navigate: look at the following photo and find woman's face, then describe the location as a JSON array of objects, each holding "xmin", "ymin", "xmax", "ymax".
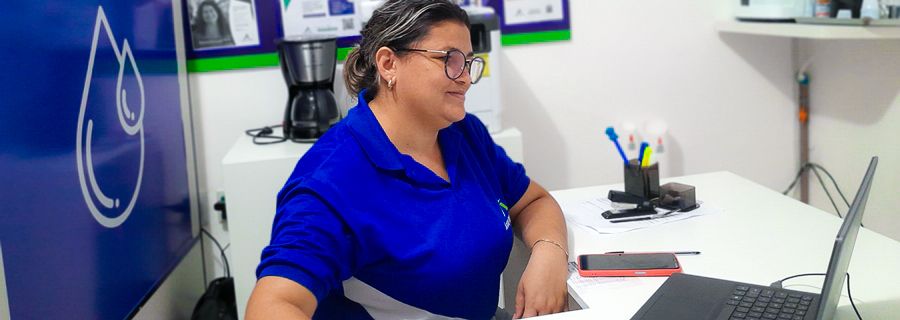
[
  {"xmin": 394, "ymin": 21, "xmax": 473, "ymax": 129},
  {"xmin": 201, "ymin": 5, "xmax": 218, "ymax": 24}
]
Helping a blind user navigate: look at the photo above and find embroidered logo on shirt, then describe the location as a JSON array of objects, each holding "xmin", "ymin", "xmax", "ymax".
[{"xmin": 498, "ymin": 199, "xmax": 511, "ymax": 230}]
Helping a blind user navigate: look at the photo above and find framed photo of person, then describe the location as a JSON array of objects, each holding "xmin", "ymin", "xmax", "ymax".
[
  {"xmin": 187, "ymin": 0, "xmax": 260, "ymax": 50},
  {"xmin": 183, "ymin": 0, "xmax": 284, "ymax": 72}
]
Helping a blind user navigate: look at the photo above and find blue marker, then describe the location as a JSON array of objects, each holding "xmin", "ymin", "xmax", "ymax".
[
  {"xmin": 605, "ymin": 127, "xmax": 629, "ymax": 167},
  {"xmin": 638, "ymin": 142, "xmax": 649, "ymax": 165}
]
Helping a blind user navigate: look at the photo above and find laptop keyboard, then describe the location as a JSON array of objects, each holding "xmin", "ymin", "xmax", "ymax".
[{"xmin": 720, "ymin": 284, "xmax": 815, "ymax": 320}]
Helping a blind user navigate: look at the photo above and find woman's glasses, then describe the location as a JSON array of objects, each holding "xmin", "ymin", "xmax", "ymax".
[{"xmin": 395, "ymin": 48, "xmax": 485, "ymax": 84}]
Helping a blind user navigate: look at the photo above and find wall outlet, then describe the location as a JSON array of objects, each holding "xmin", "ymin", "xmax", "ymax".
[{"xmin": 213, "ymin": 190, "xmax": 227, "ymax": 221}]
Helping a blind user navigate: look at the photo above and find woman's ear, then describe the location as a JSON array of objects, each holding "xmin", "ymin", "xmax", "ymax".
[{"xmin": 374, "ymin": 46, "xmax": 399, "ymax": 87}]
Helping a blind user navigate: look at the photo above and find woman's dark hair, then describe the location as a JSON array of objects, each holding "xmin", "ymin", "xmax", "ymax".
[
  {"xmin": 194, "ymin": 1, "xmax": 231, "ymax": 38},
  {"xmin": 343, "ymin": 0, "xmax": 469, "ymax": 101}
]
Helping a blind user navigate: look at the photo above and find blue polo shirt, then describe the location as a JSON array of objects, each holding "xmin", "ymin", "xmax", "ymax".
[{"xmin": 256, "ymin": 90, "xmax": 530, "ymax": 319}]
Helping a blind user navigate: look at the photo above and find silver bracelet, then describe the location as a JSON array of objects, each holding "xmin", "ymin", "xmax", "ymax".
[{"xmin": 531, "ymin": 239, "xmax": 569, "ymax": 258}]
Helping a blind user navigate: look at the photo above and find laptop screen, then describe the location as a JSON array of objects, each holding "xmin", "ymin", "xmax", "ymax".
[{"xmin": 816, "ymin": 157, "xmax": 877, "ymax": 320}]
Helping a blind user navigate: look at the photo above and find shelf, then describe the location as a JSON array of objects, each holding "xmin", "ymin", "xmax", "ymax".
[{"xmin": 716, "ymin": 21, "xmax": 900, "ymax": 40}]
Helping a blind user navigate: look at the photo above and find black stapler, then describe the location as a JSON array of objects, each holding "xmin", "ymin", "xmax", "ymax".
[{"xmin": 602, "ymin": 190, "xmax": 657, "ymax": 219}]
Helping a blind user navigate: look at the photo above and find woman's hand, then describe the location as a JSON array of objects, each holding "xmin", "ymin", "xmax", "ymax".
[{"xmin": 513, "ymin": 242, "xmax": 569, "ymax": 318}]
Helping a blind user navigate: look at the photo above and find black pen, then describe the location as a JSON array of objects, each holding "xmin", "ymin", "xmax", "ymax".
[
  {"xmin": 609, "ymin": 215, "xmax": 654, "ymax": 223},
  {"xmin": 609, "ymin": 208, "xmax": 682, "ymax": 223}
]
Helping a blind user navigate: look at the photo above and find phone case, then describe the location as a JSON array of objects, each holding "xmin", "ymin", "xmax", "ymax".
[{"xmin": 576, "ymin": 253, "xmax": 682, "ymax": 277}]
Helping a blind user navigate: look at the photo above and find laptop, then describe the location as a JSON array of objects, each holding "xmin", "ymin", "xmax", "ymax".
[{"xmin": 632, "ymin": 157, "xmax": 878, "ymax": 320}]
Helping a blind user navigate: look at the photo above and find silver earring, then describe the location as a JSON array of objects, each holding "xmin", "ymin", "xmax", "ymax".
[{"xmin": 388, "ymin": 78, "xmax": 395, "ymax": 89}]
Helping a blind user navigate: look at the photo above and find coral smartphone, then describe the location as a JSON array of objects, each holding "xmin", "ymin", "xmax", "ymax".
[{"xmin": 577, "ymin": 252, "xmax": 682, "ymax": 277}]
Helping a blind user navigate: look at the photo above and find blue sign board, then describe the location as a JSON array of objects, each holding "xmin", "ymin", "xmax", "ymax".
[{"xmin": 0, "ymin": 1, "xmax": 196, "ymax": 319}]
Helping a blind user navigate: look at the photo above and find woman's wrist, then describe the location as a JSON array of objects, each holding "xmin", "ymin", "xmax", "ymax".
[{"xmin": 531, "ymin": 239, "xmax": 569, "ymax": 260}]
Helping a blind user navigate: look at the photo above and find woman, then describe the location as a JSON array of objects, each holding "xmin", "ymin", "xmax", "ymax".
[
  {"xmin": 191, "ymin": 1, "xmax": 233, "ymax": 49},
  {"xmin": 246, "ymin": 1, "xmax": 568, "ymax": 319}
]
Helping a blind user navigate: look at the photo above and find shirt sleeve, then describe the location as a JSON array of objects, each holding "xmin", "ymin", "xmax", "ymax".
[
  {"xmin": 256, "ymin": 188, "xmax": 355, "ymax": 303},
  {"xmin": 465, "ymin": 115, "xmax": 531, "ymax": 208}
]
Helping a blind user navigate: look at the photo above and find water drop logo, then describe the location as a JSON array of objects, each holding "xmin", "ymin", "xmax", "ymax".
[{"xmin": 76, "ymin": 6, "xmax": 145, "ymax": 228}]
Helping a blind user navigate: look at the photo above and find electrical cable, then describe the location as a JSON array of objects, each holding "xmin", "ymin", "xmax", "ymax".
[
  {"xmin": 245, "ymin": 124, "xmax": 318, "ymax": 145},
  {"xmin": 782, "ymin": 163, "xmax": 859, "ymax": 223},
  {"xmin": 771, "ymin": 272, "xmax": 825, "ymax": 288},
  {"xmin": 798, "ymin": 54, "xmax": 817, "ymax": 77},
  {"xmin": 770, "ymin": 272, "xmax": 863, "ymax": 320},
  {"xmin": 810, "ymin": 163, "xmax": 851, "ymax": 208},
  {"xmin": 783, "ymin": 163, "xmax": 864, "ymax": 226},
  {"xmin": 783, "ymin": 163, "xmax": 812, "ymax": 195},
  {"xmin": 810, "ymin": 165, "xmax": 863, "ymax": 227},
  {"xmin": 245, "ymin": 125, "xmax": 287, "ymax": 145},
  {"xmin": 200, "ymin": 228, "xmax": 230, "ymax": 278},
  {"xmin": 846, "ymin": 272, "xmax": 863, "ymax": 320},
  {"xmin": 809, "ymin": 165, "xmax": 842, "ymax": 219}
]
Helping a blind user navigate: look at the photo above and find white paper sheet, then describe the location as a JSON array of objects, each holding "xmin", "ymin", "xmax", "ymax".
[
  {"xmin": 562, "ymin": 197, "xmax": 719, "ymax": 234},
  {"xmin": 567, "ymin": 262, "xmax": 642, "ymax": 290},
  {"xmin": 566, "ymin": 262, "xmax": 668, "ymax": 313}
]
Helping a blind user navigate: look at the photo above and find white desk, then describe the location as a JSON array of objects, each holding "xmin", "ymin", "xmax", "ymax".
[{"xmin": 539, "ymin": 171, "xmax": 900, "ymax": 319}]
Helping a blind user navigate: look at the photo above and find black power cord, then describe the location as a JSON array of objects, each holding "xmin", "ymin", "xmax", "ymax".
[
  {"xmin": 200, "ymin": 228, "xmax": 230, "ymax": 278},
  {"xmin": 245, "ymin": 124, "xmax": 319, "ymax": 145},
  {"xmin": 783, "ymin": 162, "xmax": 861, "ymax": 226},
  {"xmin": 783, "ymin": 163, "xmax": 809, "ymax": 196},
  {"xmin": 809, "ymin": 163, "xmax": 851, "ymax": 209},
  {"xmin": 245, "ymin": 125, "xmax": 288, "ymax": 145},
  {"xmin": 770, "ymin": 272, "xmax": 863, "ymax": 320},
  {"xmin": 810, "ymin": 166, "xmax": 842, "ymax": 219},
  {"xmin": 213, "ymin": 195, "xmax": 227, "ymax": 221},
  {"xmin": 771, "ymin": 272, "xmax": 826, "ymax": 288}
]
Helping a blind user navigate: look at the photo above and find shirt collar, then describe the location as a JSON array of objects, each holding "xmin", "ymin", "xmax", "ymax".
[
  {"xmin": 346, "ymin": 90, "xmax": 464, "ymax": 184},
  {"xmin": 346, "ymin": 90, "xmax": 405, "ymax": 171}
]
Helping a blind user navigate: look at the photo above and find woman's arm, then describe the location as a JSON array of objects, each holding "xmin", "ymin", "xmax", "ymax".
[
  {"xmin": 507, "ymin": 181, "xmax": 569, "ymax": 318},
  {"xmin": 245, "ymin": 276, "xmax": 318, "ymax": 320}
]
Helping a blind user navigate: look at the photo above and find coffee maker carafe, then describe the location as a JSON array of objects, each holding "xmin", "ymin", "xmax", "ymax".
[{"xmin": 277, "ymin": 36, "xmax": 340, "ymax": 140}]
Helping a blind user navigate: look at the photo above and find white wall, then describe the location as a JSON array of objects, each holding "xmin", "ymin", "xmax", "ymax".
[
  {"xmin": 189, "ymin": 58, "xmax": 361, "ymax": 279},
  {"xmin": 189, "ymin": 68, "xmax": 286, "ymax": 280},
  {"xmin": 189, "ymin": 61, "xmax": 358, "ymax": 280},
  {"xmin": 501, "ymin": 0, "xmax": 797, "ymax": 191},
  {"xmin": 800, "ymin": 40, "xmax": 900, "ymax": 241},
  {"xmin": 187, "ymin": 0, "xmax": 898, "ymax": 284}
]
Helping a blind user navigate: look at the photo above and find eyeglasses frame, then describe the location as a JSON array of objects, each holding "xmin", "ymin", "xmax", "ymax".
[{"xmin": 393, "ymin": 48, "xmax": 485, "ymax": 84}]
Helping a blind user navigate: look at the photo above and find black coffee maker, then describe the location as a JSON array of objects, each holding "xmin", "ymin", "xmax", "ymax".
[{"xmin": 277, "ymin": 36, "xmax": 340, "ymax": 140}]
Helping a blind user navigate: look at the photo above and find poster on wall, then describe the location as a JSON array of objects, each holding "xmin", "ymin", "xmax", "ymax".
[
  {"xmin": 483, "ymin": 0, "xmax": 571, "ymax": 45},
  {"xmin": 281, "ymin": 0, "xmax": 362, "ymax": 38},
  {"xmin": 182, "ymin": 0, "xmax": 284, "ymax": 72},
  {"xmin": 187, "ymin": 0, "xmax": 261, "ymax": 50},
  {"xmin": 278, "ymin": 0, "xmax": 570, "ymax": 48},
  {"xmin": 188, "ymin": 0, "xmax": 569, "ymax": 72},
  {"xmin": 502, "ymin": 0, "xmax": 564, "ymax": 25}
]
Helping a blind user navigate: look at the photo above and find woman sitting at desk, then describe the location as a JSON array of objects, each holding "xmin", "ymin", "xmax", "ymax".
[{"xmin": 246, "ymin": 1, "xmax": 569, "ymax": 318}]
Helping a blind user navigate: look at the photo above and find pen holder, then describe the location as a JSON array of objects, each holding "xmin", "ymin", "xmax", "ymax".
[{"xmin": 624, "ymin": 160, "xmax": 660, "ymax": 201}]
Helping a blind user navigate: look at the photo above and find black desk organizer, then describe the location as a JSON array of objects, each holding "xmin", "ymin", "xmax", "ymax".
[
  {"xmin": 603, "ymin": 159, "xmax": 660, "ymax": 219},
  {"xmin": 624, "ymin": 159, "xmax": 660, "ymax": 200}
]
